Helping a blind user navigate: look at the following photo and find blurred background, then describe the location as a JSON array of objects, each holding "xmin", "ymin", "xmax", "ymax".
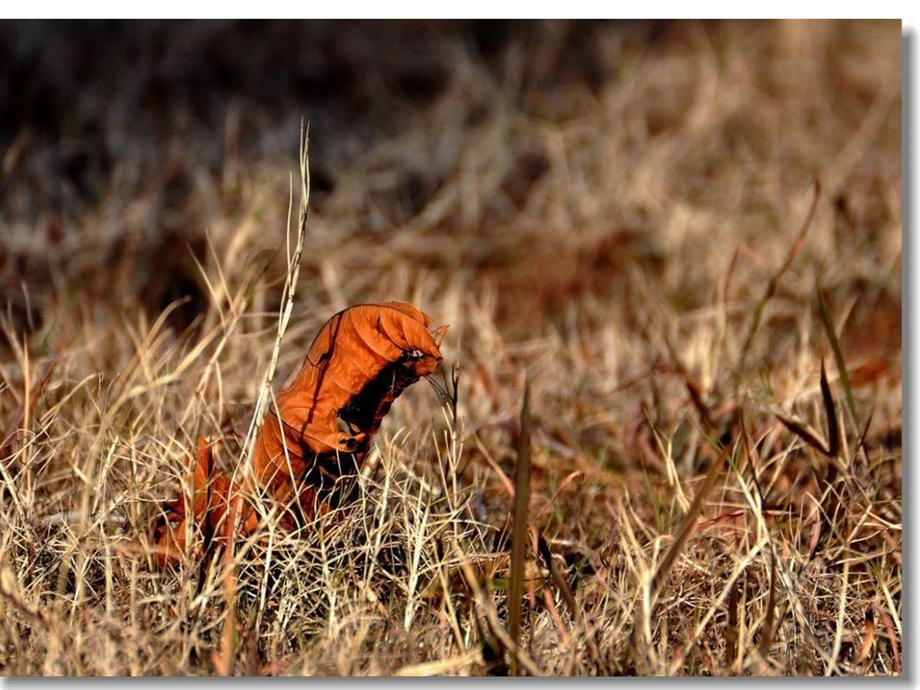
[{"xmin": 0, "ymin": 20, "xmax": 900, "ymax": 340}]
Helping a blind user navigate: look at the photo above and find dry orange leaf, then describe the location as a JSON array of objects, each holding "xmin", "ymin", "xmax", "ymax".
[{"xmin": 153, "ymin": 301, "xmax": 448, "ymax": 567}]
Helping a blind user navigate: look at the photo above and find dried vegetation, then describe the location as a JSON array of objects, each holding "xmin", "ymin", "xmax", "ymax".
[{"xmin": 0, "ymin": 20, "xmax": 902, "ymax": 675}]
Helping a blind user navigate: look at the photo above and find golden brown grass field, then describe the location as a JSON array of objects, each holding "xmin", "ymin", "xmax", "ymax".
[{"xmin": 0, "ymin": 20, "xmax": 902, "ymax": 676}]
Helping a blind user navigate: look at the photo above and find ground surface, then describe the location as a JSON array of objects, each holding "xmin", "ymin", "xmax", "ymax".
[{"xmin": 0, "ymin": 20, "xmax": 902, "ymax": 676}]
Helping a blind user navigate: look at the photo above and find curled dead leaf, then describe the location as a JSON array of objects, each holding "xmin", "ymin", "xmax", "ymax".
[{"xmin": 153, "ymin": 301, "xmax": 447, "ymax": 567}]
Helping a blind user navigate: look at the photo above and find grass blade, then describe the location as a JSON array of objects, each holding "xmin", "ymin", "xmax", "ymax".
[
  {"xmin": 758, "ymin": 550, "xmax": 778, "ymax": 658},
  {"xmin": 508, "ymin": 379, "xmax": 532, "ymax": 676},
  {"xmin": 819, "ymin": 359, "xmax": 841, "ymax": 459},
  {"xmin": 817, "ymin": 289, "xmax": 859, "ymax": 433},
  {"xmin": 775, "ymin": 413, "xmax": 831, "ymax": 456},
  {"xmin": 650, "ymin": 442, "xmax": 732, "ymax": 604},
  {"xmin": 736, "ymin": 180, "xmax": 820, "ymax": 382}
]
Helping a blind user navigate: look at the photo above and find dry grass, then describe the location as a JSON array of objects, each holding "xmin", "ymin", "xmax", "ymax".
[{"xmin": 0, "ymin": 20, "xmax": 901, "ymax": 676}]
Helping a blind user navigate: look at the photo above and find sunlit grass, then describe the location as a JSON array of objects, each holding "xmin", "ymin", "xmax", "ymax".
[{"xmin": 0, "ymin": 20, "xmax": 901, "ymax": 676}]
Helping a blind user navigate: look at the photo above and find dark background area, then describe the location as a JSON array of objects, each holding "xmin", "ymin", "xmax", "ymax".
[
  {"xmin": 1, "ymin": 19, "xmax": 654, "ymax": 333},
  {"xmin": 1, "ymin": 20, "xmax": 644, "ymax": 212}
]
